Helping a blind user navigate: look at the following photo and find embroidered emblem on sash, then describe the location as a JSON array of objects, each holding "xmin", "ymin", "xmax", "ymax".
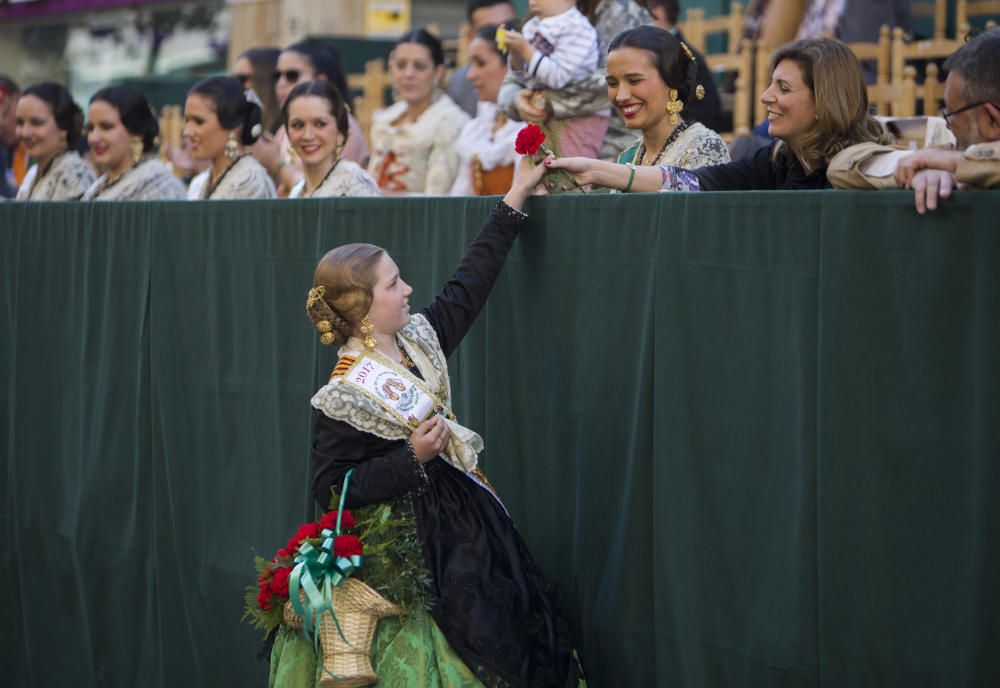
[{"xmin": 338, "ymin": 353, "xmax": 441, "ymax": 428}]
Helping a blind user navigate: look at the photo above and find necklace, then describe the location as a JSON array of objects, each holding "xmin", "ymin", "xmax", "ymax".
[
  {"xmin": 303, "ymin": 157, "xmax": 343, "ymax": 197},
  {"xmin": 203, "ymin": 153, "xmax": 250, "ymax": 199},
  {"xmin": 636, "ymin": 120, "xmax": 692, "ymax": 167},
  {"xmin": 396, "ymin": 337, "xmax": 415, "ymax": 370},
  {"xmin": 91, "ymin": 157, "xmax": 149, "ymax": 199}
]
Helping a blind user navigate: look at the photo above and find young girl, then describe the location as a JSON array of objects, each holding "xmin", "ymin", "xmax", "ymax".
[{"xmin": 501, "ymin": 0, "xmax": 610, "ymax": 158}]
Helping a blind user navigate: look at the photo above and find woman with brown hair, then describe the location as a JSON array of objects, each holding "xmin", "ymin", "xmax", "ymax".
[
  {"xmin": 547, "ymin": 37, "xmax": 891, "ymax": 191},
  {"xmin": 268, "ymin": 159, "xmax": 588, "ymax": 687}
]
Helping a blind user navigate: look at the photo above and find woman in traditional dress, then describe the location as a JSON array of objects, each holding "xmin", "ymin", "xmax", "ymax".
[
  {"xmin": 283, "ymin": 80, "xmax": 379, "ymax": 198},
  {"xmin": 269, "ymin": 158, "xmax": 586, "ymax": 688},
  {"xmin": 548, "ymin": 38, "xmax": 892, "ymax": 191},
  {"xmin": 607, "ymin": 26, "xmax": 730, "ymax": 172},
  {"xmin": 368, "ymin": 29, "xmax": 471, "ymax": 195},
  {"xmin": 81, "ymin": 85, "xmax": 185, "ymax": 201},
  {"xmin": 184, "ymin": 76, "xmax": 275, "ymax": 200},
  {"xmin": 254, "ymin": 41, "xmax": 370, "ymax": 195},
  {"xmin": 14, "ymin": 82, "xmax": 94, "ymax": 200},
  {"xmin": 449, "ymin": 21, "xmax": 524, "ymax": 196}
]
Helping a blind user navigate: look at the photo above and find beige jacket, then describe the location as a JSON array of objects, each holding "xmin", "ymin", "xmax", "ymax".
[
  {"xmin": 828, "ymin": 140, "xmax": 1000, "ymax": 189},
  {"xmin": 955, "ymin": 141, "xmax": 1000, "ymax": 188}
]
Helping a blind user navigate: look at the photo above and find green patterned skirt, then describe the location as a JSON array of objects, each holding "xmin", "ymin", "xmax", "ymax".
[{"xmin": 269, "ymin": 612, "xmax": 484, "ymax": 687}]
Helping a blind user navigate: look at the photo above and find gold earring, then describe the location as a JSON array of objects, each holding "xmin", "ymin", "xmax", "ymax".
[
  {"xmin": 666, "ymin": 89, "xmax": 684, "ymax": 126},
  {"xmin": 130, "ymin": 137, "xmax": 144, "ymax": 164},
  {"xmin": 224, "ymin": 131, "xmax": 239, "ymax": 160},
  {"xmin": 360, "ymin": 316, "xmax": 376, "ymax": 351},
  {"xmin": 695, "ymin": 84, "xmax": 706, "ymax": 101}
]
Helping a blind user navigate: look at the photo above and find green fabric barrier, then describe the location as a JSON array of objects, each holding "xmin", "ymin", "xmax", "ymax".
[{"xmin": 1, "ymin": 192, "xmax": 999, "ymax": 687}]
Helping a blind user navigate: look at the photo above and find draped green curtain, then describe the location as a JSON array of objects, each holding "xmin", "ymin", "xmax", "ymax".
[{"xmin": 2, "ymin": 192, "xmax": 999, "ymax": 687}]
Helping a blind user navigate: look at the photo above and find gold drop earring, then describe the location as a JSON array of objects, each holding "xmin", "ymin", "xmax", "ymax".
[
  {"xmin": 665, "ymin": 89, "xmax": 684, "ymax": 126},
  {"xmin": 360, "ymin": 315, "xmax": 376, "ymax": 351},
  {"xmin": 130, "ymin": 137, "xmax": 144, "ymax": 164},
  {"xmin": 224, "ymin": 131, "xmax": 239, "ymax": 160}
]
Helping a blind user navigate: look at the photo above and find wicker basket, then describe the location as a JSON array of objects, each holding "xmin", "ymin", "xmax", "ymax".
[{"xmin": 284, "ymin": 578, "xmax": 403, "ymax": 688}]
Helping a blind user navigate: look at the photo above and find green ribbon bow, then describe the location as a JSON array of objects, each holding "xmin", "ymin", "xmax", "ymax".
[{"xmin": 288, "ymin": 469, "xmax": 362, "ymax": 652}]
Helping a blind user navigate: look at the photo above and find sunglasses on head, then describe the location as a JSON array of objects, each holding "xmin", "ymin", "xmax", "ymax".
[
  {"xmin": 273, "ymin": 69, "xmax": 302, "ymax": 83},
  {"xmin": 233, "ymin": 73, "xmax": 252, "ymax": 87}
]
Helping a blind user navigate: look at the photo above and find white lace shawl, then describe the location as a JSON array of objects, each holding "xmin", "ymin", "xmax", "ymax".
[
  {"xmin": 82, "ymin": 158, "xmax": 186, "ymax": 201},
  {"xmin": 311, "ymin": 313, "xmax": 484, "ymax": 471},
  {"xmin": 16, "ymin": 152, "xmax": 96, "ymax": 201}
]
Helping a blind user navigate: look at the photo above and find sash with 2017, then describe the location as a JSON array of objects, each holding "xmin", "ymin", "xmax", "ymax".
[{"xmin": 339, "ymin": 352, "xmax": 448, "ymax": 428}]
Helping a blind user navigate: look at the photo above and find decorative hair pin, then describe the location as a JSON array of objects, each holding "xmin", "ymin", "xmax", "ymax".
[
  {"xmin": 680, "ymin": 41, "xmax": 695, "ymax": 63},
  {"xmin": 244, "ymin": 88, "xmax": 264, "ymax": 109}
]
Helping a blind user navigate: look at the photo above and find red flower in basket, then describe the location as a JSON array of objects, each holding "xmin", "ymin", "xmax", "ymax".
[
  {"xmin": 514, "ymin": 124, "xmax": 546, "ymax": 156},
  {"xmin": 269, "ymin": 566, "xmax": 291, "ymax": 598},
  {"xmin": 257, "ymin": 586, "xmax": 273, "ymax": 612},
  {"xmin": 320, "ymin": 509, "xmax": 356, "ymax": 531},
  {"xmin": 334, "ymin": 534, "xmax": 363, "ymax": 558}
]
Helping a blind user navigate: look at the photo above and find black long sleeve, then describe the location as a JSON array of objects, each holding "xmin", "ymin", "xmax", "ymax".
[
  {"xmin": 421, "ymin": 200, "xmax": 526, "ymax": 357},
  {"xmin": 694, "ymin": 142, "xmax": 829, "ymax": 190}
]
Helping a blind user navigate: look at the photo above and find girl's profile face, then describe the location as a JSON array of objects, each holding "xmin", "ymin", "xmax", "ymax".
[{"xmin": 367, "ymin": 253, "xmax": 413, "ymax": 336}]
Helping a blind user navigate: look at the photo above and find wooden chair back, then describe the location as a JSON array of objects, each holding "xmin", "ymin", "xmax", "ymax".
[
  {"xmin": 681, "ymin": 2, "xmax": 745, "ymax": 54},
  {"xmin": 346, "ymin": 58, "xmax": 393, "ymax": 146}
]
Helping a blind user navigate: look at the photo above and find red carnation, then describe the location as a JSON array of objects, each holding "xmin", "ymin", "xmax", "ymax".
[
  {"xmin": 514, "ymin": 124, "xmax": 545, "ymax": 156},
  {"xmin": 269, "ymin": 566, "xmax": 291, "ymax": 598},
  {"xmin": 333, "ymin": 534, "xmax": 363, "ymax": 558},
  {"xmin": 320, "ymin": 509, "xmax": 356, "ymax": 531},
  {"xmin": 257, "ymin": 588, "xmax": 272, "ymax": 612},
  {"xmin": 286, "ymin": 521, "xmax": 321, "ymax": 552}
]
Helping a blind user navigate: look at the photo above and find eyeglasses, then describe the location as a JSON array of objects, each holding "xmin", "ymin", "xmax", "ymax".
[
  {"xmin": 233, "ymin": 73, "xmax": 252, "ymax": 87},
  {"xmin": 273, "ymin": 69, "xmax": 302, "ymax": 83},
  {"xmin": 940, "ymin": 101, "xmax": 997, "ymax": 125}
]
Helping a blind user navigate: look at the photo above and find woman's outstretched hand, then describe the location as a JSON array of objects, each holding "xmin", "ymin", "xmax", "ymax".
[
  {"xmin": 503, "ymin": 154, "xmax": 550, "ymax": 210},
  {"xmin": 544, "ymin": 156, "xmax": 603, "ymax": 186},
  {"xmin": 409, "ymin": 414, "xmax": 451, "ymax": 463}
]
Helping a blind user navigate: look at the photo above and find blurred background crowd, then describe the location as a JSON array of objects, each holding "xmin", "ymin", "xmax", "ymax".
[{"xmin": 0, "ymin": 0, "xmax": 996, "ymax": 202}]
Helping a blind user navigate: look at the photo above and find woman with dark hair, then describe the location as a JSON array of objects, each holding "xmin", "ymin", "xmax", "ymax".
[
  {"xmin": 232, "ymin": 47, "xmax": 283, "ymax": 133},
  {"xmin": 14, "ymin": 81, "xmax": 94, "ymax": 200},
  {"xmin": 256, "ymin": 41, "xmax": 370, "ymax": 193},
  {"xmin": 283, "ymin": 80, "xmax": 380, "ymax": 197},
  {"xmin": 450, "ymin": 21, "xmax": 524, "ymax": 196},
  {"xmin": 548, "ymin": 37, "xmax": 891, "ymax": 191},
  {"xmin": 499, "ymin": 0, "xmax": 652, "ymax": 161},
  {"xmin": 368, "ymin": 28, "xmax": 470, "ymax": 195},
  {"xmin": 608, "ymin": 26, "xmax": 729, "ymax": 171},
  {"xmin": 183, "ymin": 76, "xmax": 275, "ymax": 199},
  {"xmin": 81, "ymin": 85, "xmax": 185, "ymax": 201}
]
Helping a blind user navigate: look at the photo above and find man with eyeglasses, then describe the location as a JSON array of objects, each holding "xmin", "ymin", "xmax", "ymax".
[
  {"xmin": 829, "ymin": 28, "xmax": 1000, "ymax": 213},
  {"xmin": 892, "ymin": 28, "xmax": 1000, "ymax": 212}
]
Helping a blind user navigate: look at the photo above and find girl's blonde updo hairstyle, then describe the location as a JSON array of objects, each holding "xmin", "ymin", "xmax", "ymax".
[{"xmin": 306, "ymin": 243, "xmax": 385, "ymax": 345}]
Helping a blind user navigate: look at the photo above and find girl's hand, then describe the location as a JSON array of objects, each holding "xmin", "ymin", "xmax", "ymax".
[
  {"xmin": 503, "ymin": 155, "xmax": 549, "ymax": 210},
  {"xmin": 409, "ymin": 415, "xmax": 451, "ymax": 463}
]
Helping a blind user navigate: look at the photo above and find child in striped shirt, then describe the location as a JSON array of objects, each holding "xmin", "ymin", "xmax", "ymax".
[{"xmin": 502, "ymin": 0, "xmax": 610, "ymax": 158}]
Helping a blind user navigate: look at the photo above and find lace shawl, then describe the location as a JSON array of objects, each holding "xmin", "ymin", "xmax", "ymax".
[
  {"xmin": 16, "ymin": 152, "xmax": 95, "ymax": 201},
  {"xmin": 82, "ymin": 158, "xmax": 186, "ymax": 201}
]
